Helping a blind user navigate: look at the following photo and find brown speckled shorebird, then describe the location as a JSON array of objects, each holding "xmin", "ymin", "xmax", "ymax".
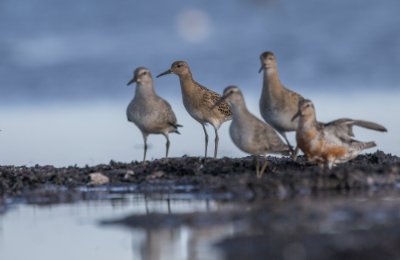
[
  {"xmin": 292, "ymin": 99, "xmax": 387, "ymax": 169},
  {"xmin": 127, "ymin": 67, "xmax": 182, "ymax": 162},
  {"xmin": 157, "ymin": 61, "xmax": 232, "ymax": 158},
  {"xmin": 258, "ymin": 51, "xmax": 304, "ymax": 152},
  {"xmin": 214, "ymin": 86, "xmax": 290, "ymax": 177}
]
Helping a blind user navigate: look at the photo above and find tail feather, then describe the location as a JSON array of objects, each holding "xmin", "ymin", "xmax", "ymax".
[
  {"xmin": 351, "ymin": 140, "xmax": 376, "ymax": 151},
  {"xmin": 353, "ymin": 120, "xmax": 387, "ymax": 132},
  {"xmin": 169, "ymin": 122, "xmax": 183, "ymax": 128},
  {"xmin": 362, "ymin": 141, "xmax": 377, "ymax": 149},
  {"xmin": 169, "ymin": 122, "xmax": 182, "ymax": 135}
]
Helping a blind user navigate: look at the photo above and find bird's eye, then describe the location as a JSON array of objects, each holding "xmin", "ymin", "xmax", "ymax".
[{"xmin": 177, "ymin": 64, "xmax": 182, "ymax": 68}]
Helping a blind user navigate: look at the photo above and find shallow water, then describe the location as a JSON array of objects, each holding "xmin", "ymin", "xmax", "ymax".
[
  {"xmin": 0, "ymin": 191, "xmax": 231, "ymax": 260},
  {"xmin": 2, "ymin": 189, "xmax": 400, "ymax": 260}
]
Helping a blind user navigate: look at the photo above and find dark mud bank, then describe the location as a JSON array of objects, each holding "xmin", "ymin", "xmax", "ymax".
[
  {"xmin": 0, "ymin": 151, "xmax": 399, "ymax": 198},
  {"xmin": 2, "ymin": 151, "xmax": 400, "ymax": 260}
]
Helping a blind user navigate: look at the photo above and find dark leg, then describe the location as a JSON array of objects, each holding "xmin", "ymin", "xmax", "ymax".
[
  {"xmin": 164, "ymin": 134, "xmax": 170, "ymax": 158},
  {"xmin": 256, "ymin": 156, "xmax": 260, "ymax": 177},
  {"xmin": 213, "ymin": 126, "xmax": 219, "ymax": 158},
  {"xmin": 143, "ymin": 134, "xmax": 148, "ymax": 163},
  {"xmin": 202, "ymin": 124, "xmax": 208, "ymax": 158},
  {"xmin": 292, "ymin": 146, "xmax": 299, "ymax": 161}
]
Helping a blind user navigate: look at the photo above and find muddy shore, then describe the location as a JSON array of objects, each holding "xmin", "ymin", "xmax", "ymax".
[
  {"xmin": 2, "ymin": 151, "xmax": 400, "ymax": 259},
  {"xmin": 0, "ymin": 151, "xmax": 399, "ymax": 198}
]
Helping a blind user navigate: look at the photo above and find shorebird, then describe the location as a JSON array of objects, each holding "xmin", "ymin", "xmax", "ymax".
[
  {"xmin": 157, "ymin": 61, "xmax": 232, "ymax": 158},
  {"xmin": 258, "ymin": 51, "xmax": 304, "ymax": 152},
  {"xmin": 213, "ymin": 86, "xmax": 290, "ymax": 177},
  {"xmin": 127, "ymin": 67, "xmax": 182, "ymax": 162},
  {"xmin": 292, "ymin": 99, "xmax": 387, "ymax": 169}
]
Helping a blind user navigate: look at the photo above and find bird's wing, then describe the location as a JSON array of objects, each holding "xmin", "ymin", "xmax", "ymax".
[
  {"xmin": 252, "ymin": 117, "xmax": 289, "ymax": 154},
  {"xmin": 323, "ymin": 118, "xmax": 387, "ymax": 142},
  {"xmin": 198, "ymin": 84, "xmax": 232, "ymax": 118},
  {"xmin": 154, "ymin": 96, "xmax": 180, "ymax": 127}
]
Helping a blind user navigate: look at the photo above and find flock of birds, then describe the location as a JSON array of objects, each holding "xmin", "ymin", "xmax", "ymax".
[{"xmin": 126, "ymin": 51, "xmax": 387, "ymax": 176}]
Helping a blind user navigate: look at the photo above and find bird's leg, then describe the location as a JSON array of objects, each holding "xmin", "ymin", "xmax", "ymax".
[
  {"xmin": 202, "ymin": 124, "xmax": 208, "ymax": 158},
  {"xmin": 326, "ymin": 158, "xmax": 334, "ymax": 170},
  {"xmin": 164, "ymin": 134, "xmax": 170, "ymax": 158},
  {"xmin": 259, "ymin": 158, "xmax": 269, "ymax": 177},
  {"xmin": 317, "ymin": 158, "xmax": 327, "ymax": 172},
  {"xmin": 213, "ymin": 126, "xmax": 219, "ymax": 158},
  {"xmin": 256, "ymin": 157, "xmax": 260, "ymax": 178},
  {"xmin": 292, "ymin": 146, "xmax": 299, "ymax": 161},
  {"xmin": 142, "ymin": 134, "xmax": 148, "ymax": 164}
]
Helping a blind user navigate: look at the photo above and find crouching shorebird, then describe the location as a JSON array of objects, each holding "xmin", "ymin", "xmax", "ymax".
[
  {"xmin": 258, "ymin": 51, "xmax": 304, "ymax": 152},
  {"xmin": 127, "ymin": 67, "xmax": 182, "ymax": 162},
  {"xmin": 157, "ymin": 61, "xmax": 232, "ymax": 158},
  {"xmin": 292, "ymin": 99, "xmax": 387, "ymax": 169},
  {"xmin": 213, "ymin": 86, "xmax": 290, "ymax": 177}
]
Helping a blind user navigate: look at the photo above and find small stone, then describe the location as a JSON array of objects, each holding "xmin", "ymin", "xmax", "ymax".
[
  {"xmin": 147, "ymin": 171, "xmax": 165, "ymax": 180},
  {"xmin": 124, "ymin": 170, "xmax": 135, "ymax": 179},
  {"xmin": 367, "ymin": 176, "xmax": 374, "ymax": 186},
  {"xmin": 89, "ymin": 173, "xmax": 109, "ymax": 186}
]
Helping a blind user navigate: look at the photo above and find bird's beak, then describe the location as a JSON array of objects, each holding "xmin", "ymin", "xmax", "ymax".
[
  {"xmin": 258, "ymin": 65, "xmax": 265, "ymax": 73},
  {"xmin": 211, "ymin": 92, "xmax": 232, "ymax": 110},
  {"xmin": 127, "ymin": 76, "xmax": 136, "ymax": 86},
  {"xmin": 156, "ymin": 69, "xmax": 172, "ymax": 78},
  {"xmin": 291, "ymin": 111, "xmax": 301, "ymax": 122}
]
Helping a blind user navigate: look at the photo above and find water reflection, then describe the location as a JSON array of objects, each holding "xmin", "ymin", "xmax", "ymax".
[
  {"xmin": 137, "ymin": 225, "xmax": 231, "ymax": 260},
  {"xmin": 2, "ymin": 190, "xmax": 400, "ymax": 259},
  {"xmin": 0, "ymin": 192, "xmax": 232, "ymax": 260}
]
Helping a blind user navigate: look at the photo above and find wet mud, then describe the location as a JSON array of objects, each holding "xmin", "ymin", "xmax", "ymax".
[
  {"xmin": 0, "ymin": 151, "xmax": 399, "ymax": 198},
  {"xmin": 1, "ymin": 151, "xmax": 400, "ymax": 259}
]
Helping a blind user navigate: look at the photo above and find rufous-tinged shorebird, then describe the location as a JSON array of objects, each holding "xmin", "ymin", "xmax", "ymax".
[
  {"xmin": 258, "ymin": 51, "xmax": 304, "ymax": 152},
  {"xmin": 292, "ymin": 99, "xmax": 387, "ymax": 169},
  {"xmin": 213, "ymin": 86, "xmax": 290, "ymax": 177},
  {"xmin": 157, "ymin": 61, "xmax": 232, "ymax": 158},
  {"xmin": 127, "ymin": 67, "xmax": 182, "ymax": 162}
]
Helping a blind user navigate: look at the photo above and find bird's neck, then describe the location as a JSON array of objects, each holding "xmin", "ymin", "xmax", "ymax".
[
  {"xmin": 298, "ymin": 114, "xmax": 318, "ymax": 130},
  {"xmin": 230, "ymin": 99, "xmax": 250, "ymax": 120},
  {"xmin": 135, "ymin": 82, "xmax": 156, "ymax": 98},
  {"xmin": 262, "ymin": 68, "xmax": 283, "ymax": 96},
  {"xmin": 178, "ymin": 72, "xmax": 196, "ymax": 95}
]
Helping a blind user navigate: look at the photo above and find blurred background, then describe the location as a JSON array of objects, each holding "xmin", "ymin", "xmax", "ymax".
[{"xmin": 0, "ymin": 0, "xmax": 399, "ymax": 166}]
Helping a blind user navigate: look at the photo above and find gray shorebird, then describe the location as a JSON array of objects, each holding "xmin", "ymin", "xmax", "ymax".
[
  {"xmin": 214, "ymin": 86, "xmax": 290, "ymax": 177},
  {"xmin": 258, "ymin": 51, "xmax": 304, "ymax": 152},
  {"xmin": 127, "ymin": 67, "xmax": 182, "ymax": 162},
  {"xmin": 292, "ymin": 99, "xmax": 387, "ymax": 169},
  {"xmin": 157, "ymin": 61, "xmax": 232, "ymax": 158}
]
